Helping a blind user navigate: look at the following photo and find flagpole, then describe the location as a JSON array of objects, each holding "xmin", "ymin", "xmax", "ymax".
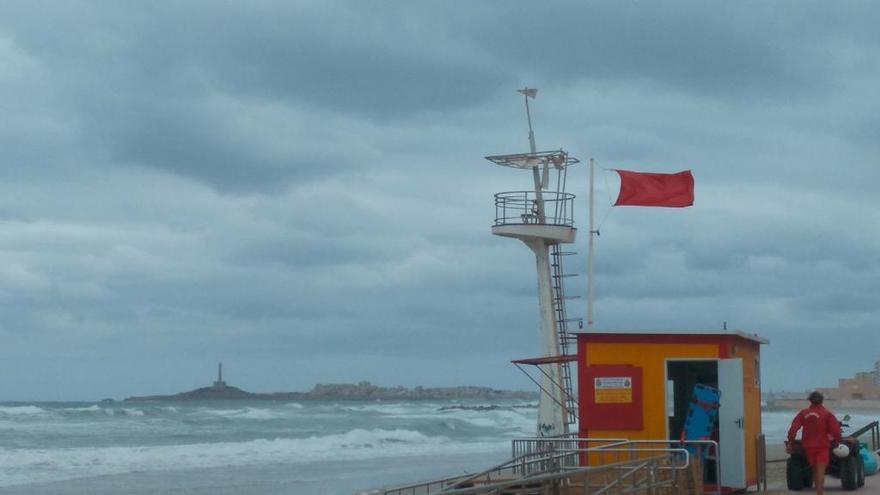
[{"xmin": 587, "ymin": 158, "xmax": 595, "ymax": 327}]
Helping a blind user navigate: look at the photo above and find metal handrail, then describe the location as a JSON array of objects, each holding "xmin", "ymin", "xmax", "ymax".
[
  {"xmin": 599, "ymin": 439, "xmax": 721, "ymax": 495},
  {"xmin": 376, "ymin": 473, "xmax": 470, "ymax": 495},
  {"xmin": 437, "ymin": 453, "xmax": 689, "ymax": 495},
  {"xmin": 593, "ymin": 458, "xmax": 661, "ymax": 495},
  {"xmin": 442, "ymin": 450, "xmax": 579, "ymax": 492},
  {"xmin": 378, "ymin": 437, "xmax": 716, "ymax": 495},
  {"xmin": 511, "ymin": 437, "xmax": 721, "ymax": 495},
  {"xmin": 494, "ymin": 190, "xmax": 575, "ymax": 227},
  {"xmin": 379, "ymin": 451, "xmax": 577, "ymax": 495},
  {"xmin": 512, "ymin": 436, "xmax": 628, "ymax": 472},
  {"xmin": 847, "ymin": 420, "xmax": 880, "ymax": 451}
]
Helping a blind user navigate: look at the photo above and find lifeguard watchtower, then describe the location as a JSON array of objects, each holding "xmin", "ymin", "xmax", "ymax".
[{"xmin": 485, "ymin": 88, "xmax": 580, "ymax": 437}]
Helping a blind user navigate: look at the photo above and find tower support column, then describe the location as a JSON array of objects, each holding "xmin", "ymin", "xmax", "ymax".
[{"xmin": 525, "ymin": 238, "xmax": 567, "ymax": 436}]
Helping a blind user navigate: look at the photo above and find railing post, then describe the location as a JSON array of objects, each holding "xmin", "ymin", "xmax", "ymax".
[
  {"xmin": 873, "ymin": 421, "xmax": 879, "ymax": 452},
  {"xmin": 672, "ymin": 460, "xmax": 679, "ymax": 495}
]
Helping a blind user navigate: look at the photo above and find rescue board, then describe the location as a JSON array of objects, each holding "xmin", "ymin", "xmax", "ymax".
[{"xmin": 681, "ymin": 383, "xmax": 721, "ymax": 455}]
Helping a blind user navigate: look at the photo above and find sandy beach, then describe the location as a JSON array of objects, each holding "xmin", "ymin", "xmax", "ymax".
[
  {"xmin": 761, "ymin": 443, "xmax": 880, "ymax": 494},
  {"xmin": 763, "ymin": 443, "xmax": 791, "ymax": 492}
]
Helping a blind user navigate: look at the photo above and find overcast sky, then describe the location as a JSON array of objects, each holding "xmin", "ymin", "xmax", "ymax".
[{"xmin": 1, "ymin": 1, "xmax": 878, "ymax": 400}]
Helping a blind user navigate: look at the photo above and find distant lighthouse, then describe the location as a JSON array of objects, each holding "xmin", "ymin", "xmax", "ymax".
[{"xmin": 213, "ymin": 362, "xmax": 227, "ymax": 389}]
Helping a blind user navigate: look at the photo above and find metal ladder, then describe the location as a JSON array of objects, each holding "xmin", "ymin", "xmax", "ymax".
[{"xmin": 550, "ymin": 244, "xmax": 580, "ymax": 425}]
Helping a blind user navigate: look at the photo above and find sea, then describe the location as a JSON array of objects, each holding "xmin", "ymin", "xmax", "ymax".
[{"xmin": 0, "ymin": 400, "xmax": 878, "ymax": 495}]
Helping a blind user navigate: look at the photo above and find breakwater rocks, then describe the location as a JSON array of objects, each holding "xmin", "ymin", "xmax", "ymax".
[
  {"xmin": 124, "ymin": 381, "xmax": 537, "ymax": 402},
  {"xmin": 308, "ymin": 382, "xmax": 537, "ymax": 400}
]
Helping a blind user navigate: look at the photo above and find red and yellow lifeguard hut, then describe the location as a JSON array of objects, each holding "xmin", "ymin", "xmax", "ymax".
[{"xmin": 574, "ymin": 329, "xmax": 768, "ymax": 491}]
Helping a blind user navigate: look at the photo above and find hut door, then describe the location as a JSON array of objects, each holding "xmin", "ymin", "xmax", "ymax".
[{"xmin": 718, "ymin": 358, "xmax": 746, "ymax": 489}]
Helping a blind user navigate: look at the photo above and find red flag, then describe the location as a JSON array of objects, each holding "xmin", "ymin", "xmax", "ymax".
[{"xmin": 614, "ymin": 170, "xmax": 694, "ymax": 207}]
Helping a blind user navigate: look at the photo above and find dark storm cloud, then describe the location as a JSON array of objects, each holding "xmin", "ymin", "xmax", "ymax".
[
  {"xmin": 461, "ymin": 4, "xmax": 818, "ymax": 97},
  {"xmin": 793, "ymin": 291, "xmax": 880, "ymax": 315},
  {"xmin": 2, "ymin": 1, "xmax": 515, "ymax": 192},
  {"xmin": 10, "ymin": 1, "xmax": 871, "ymax": 192},
  {"xmin": 97, "ymin": 98, "xmax": 315, "ymax": 193}
]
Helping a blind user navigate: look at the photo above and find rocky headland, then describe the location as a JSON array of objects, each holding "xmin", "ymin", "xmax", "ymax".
[{"xmin": 124, "ymin": 380, "xmax": 537, "ymax": 402}]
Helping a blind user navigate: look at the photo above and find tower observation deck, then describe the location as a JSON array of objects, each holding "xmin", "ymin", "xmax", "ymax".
[
  {"xmin": 485, "ymin": 88, "xmax": 580, "ymax": 437},
  {"xmin": 487, "ymin": 150, "xmax": 579, "ymax": 244}
]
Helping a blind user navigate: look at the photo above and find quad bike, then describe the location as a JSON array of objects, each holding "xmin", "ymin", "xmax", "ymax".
[{"xmin": 785, "ymin": 416, "xmax": 865, "ymax": 491}]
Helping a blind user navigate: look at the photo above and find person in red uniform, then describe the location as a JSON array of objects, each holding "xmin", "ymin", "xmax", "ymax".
[{"xmin": 787, "ymin": 391, "xmax": 842, "ymax": 495}]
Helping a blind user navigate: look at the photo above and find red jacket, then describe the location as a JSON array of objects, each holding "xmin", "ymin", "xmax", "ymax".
[{"xmin": 787, "ymin": 404, "xmax": 842, "ymax": 449}]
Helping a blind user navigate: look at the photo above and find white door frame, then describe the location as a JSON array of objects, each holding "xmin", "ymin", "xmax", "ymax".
[
  {"xmin": 662, "ymin": 358, "xmax": 719, "ymax": 440},
  {"xmin": 718, "ymin": 357, "xmax": 746, "ymax": 489},
  {"xmin": 664, "ymin": 358, "xmax": 746, "ymax": 489}
]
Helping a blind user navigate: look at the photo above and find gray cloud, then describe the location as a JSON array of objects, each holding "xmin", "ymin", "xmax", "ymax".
[{"xmin": 0, "ymin": 1, "xmax": 879, "ymax": 398}]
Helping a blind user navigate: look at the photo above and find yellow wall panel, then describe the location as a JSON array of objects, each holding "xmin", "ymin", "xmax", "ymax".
[
  {"xmin": 584, "ymin": 342, "xmax": 720, "ymax": 440},
  {"xmin": 578, "ymin": 334, "xmax": 766, "ymax": 490},
  {"xmin": 734, "ymin": 341, "xmax": 762, "ymax": 485}
]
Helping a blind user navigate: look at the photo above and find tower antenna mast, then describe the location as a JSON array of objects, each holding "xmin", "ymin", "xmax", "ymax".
[
  {"xmin": 518, "ymin": 87, "xmax": 538, "ymax": 154},
  {"xmin": 517, "ymin": 87, "xmax": 545, "ymax": 219}
]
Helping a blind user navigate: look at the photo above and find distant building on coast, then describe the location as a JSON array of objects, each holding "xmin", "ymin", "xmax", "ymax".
[
  {"xmin": 875, "ymin": 359, "xmax": 880, "ymax": 387},
  {"xmin": 816, "ymin": 362, "xmax": 880, "ymax": 401},
  {"xmin": 766, "ymin": 358, "xmax": 880, "ymax": 409}
]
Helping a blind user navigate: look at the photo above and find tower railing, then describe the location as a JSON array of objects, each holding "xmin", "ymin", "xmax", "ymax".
[{"xmin": 494, "ymin": 191, "xmax": 575, "ymax": 227}]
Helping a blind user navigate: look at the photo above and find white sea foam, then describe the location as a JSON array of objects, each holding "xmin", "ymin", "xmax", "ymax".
[
  {"xmin": 199, "ymin": 407, "xmax": 281, "ymax": 420},
  {"xmin": 0, "ymin": 428, "xmax": 507, "ymax": 488},
  {"xmin": 236, "ymin": 408, "xmax": 280, "ymax": 420},
  {"xmin": 60, "ymin": 405, "xmax": 148, "ymax": 418},
  {"xmin": 458, "ymin": 409, "xmax": 534, "ymax": 430},
  {"xmin": 64, "ymin": 405, "xmax": 102, "ymax": 413},
  {"xmin": 344, "ymin": 404, "xmax": 429, "ymax": 416},
  {"xmin": 0, "ymin": 405, "xmax": 45, "ymax": 416}
]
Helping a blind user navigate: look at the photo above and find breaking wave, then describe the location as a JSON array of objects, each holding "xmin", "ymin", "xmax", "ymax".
[
  {"xmin": 198, "ymin": 407, "xmax": 284, "ymax": 420},
  {"xmin": 0, "ymin": 428, "xmax": 505, "ymax": 487},
  {"xmin": 0, "ymin": 405, "xmax": 45, "ymax": 416}
]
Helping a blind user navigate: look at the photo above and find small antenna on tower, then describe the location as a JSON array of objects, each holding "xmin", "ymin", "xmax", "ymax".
[
  {"xmin": 517, "ymin": 87, "xmax": 538, "ymax": 154},
  {"xmin": 517, "ymin": 87, "xmax": 538, "ymax": 98}
]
